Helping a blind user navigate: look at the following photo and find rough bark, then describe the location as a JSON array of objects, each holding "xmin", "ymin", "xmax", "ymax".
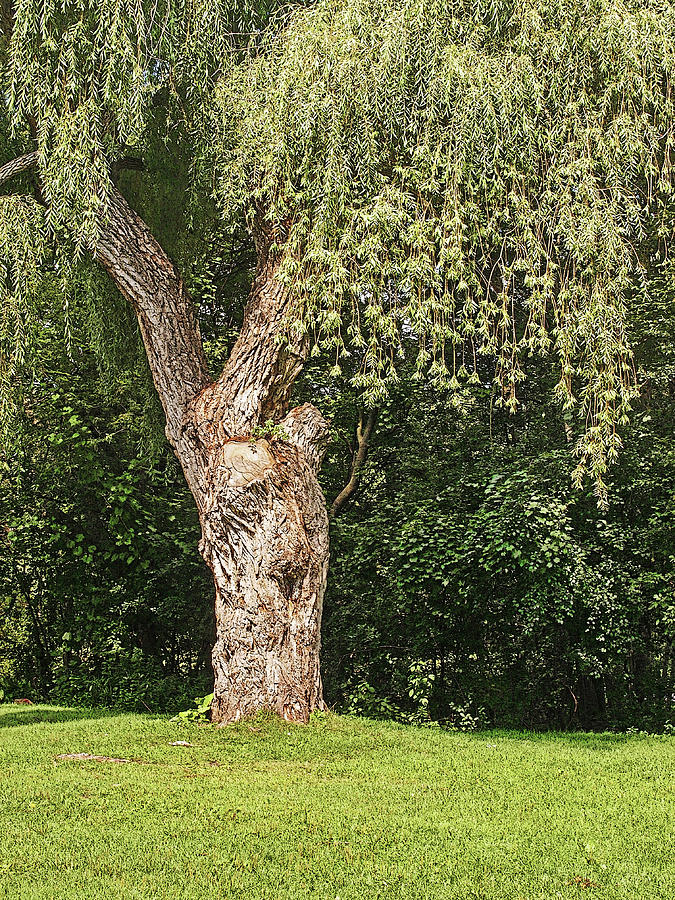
[
  {"xmin": 189, "ymin": 237, "xmax": 330, "ymax": 723},
  {"xmin": 0, "ymin": 150, "xmax": 39, "ymax": 185},
  {"xmin": 94, "ymin": 189, "xmax": 210, "ymax": 438},
  {"xmin": 1, "ymin": 155, "xmax": 331, "ymax": 724},
  {"xmin": 202, "ymin": 418, "xmax": 329, "ymax": 723}
]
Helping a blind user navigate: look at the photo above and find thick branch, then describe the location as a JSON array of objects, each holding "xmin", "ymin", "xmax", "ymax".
[
  {"xmin": 93, "ymin": 186, "xmax": 210, "ymax": 443},
  {"xmin": 0, "ymin": 151, "xmax": 39, "ymax": 187},
  {"xmin": 221, "ymin": 221, "xmax": 304, "ymax": 424},
  {"xmin": 329, "ymin": 409, "xmax": 377, "ymax": 519},
  {"xmin": 1, "ymin": 149, "xmax": 210, "ymax": 456},
  {"xmin": 192, "ymin": 220, "xmax": 308, "ymax": 442}
]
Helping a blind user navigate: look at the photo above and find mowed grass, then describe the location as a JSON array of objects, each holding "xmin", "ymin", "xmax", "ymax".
[{"xmin": 0, "ymin": 706, "xmax": 672, "ymax": 900}]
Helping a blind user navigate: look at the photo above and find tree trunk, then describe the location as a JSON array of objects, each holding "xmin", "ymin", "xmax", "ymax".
[
  {"xmin": 199, "ymin": 423, "xmax": 329, "ymax": 723},
  {"xmin": 97, "ymin": 192, "xmax": 330, "ymax": 723}
]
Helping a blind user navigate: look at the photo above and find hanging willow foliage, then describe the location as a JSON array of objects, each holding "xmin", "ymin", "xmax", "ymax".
[
  {"xmin": 0, "ymin": 194, "xmax": 46, "ymax": 440},
  {"xmin": 4, "ymin": 0, "xmax": 275, "ymax": 248},
  {"xmin": 1, "ymin": 0, "xmax": 673, "ymax": 501},
  {"xmin": 0, "ymin": 0, "xmax": 276, "ymax": 442},
  {"xmin": 217, "ymin": 0, "xmax": 675, "ymax": 501}
]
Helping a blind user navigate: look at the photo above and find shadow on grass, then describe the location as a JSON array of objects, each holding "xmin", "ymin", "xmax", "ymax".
[
  {"xmin": 0, "ymin": 704, "xmax": 122, "ymax": 728},
  {"xmin": 470, "ymin": 728, "xmax": 663, "ymax": 749}
]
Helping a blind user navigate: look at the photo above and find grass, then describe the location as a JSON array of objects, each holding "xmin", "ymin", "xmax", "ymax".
[{"xmin": 0, "ymin": 705, "xmax": 673, "ymax": 899}]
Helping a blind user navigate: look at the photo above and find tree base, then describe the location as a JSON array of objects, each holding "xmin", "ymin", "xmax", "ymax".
[{"xmin": 199, "ymin": 423, "xmax": 329, "ymax": 726}]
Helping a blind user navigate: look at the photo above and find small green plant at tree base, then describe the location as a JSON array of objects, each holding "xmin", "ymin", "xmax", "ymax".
[
  {"xmin": 172, "ymin": 693, "xmax": 213, "ymax": 723},
  {"xmin": 250, "ymin": 420, "xmax": 289, "ymax": 442},
  {"xmin": 345, "ymin": 679, "xmax": 399, "ymax": 720}
]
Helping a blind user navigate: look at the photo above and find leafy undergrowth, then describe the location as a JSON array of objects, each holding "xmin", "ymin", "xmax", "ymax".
[{"xmin": 0, "ymin": 705, "xmax": 672, "ymax": 899}]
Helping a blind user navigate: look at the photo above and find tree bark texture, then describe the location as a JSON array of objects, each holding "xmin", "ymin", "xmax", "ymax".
[
  {"xmin": 95, "ymin": 190, "xmax": 331, "ymax": 723},
  {"xmin": 201, "ymin": 414, "xmax": 329, "ymax": 723},
  {"xmin": 1, "ymin": 150, "xmax": 332, "ymax": 723}
]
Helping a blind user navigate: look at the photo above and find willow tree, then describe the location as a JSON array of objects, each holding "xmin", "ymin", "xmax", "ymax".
[{"xmin": 1, "ymin": 0, "xmax": 673, "ymax": 722}]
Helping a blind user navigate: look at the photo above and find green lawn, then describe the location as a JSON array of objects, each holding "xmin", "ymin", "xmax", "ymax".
[{"xmin": 0, "ymin": 705, "xmax": 672, "ymax": 899}]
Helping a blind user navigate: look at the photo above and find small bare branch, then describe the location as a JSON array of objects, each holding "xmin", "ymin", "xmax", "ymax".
[{"xmin": 329, "ymin": 408, "xmax": 377, "ymax": 520}]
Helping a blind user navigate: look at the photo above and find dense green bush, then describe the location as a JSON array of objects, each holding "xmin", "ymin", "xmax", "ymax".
[
  {"xmin": 321, "ymin": 359, "xmax": 674, "ymax": 731},
  {"xmin": 0, "ymin": 288, "xmax": 214, "ymax": 712}
]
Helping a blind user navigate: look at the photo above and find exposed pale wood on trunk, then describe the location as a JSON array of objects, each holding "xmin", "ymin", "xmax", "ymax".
[{"xmin": 1, "ymin": 153, "xmax": 331, "ymax": 724}]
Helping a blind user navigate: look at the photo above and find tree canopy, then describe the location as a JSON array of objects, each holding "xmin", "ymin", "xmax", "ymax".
[{"xmin": 1, "ymin": 0, "xmax": 674, "ymax": 500}]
